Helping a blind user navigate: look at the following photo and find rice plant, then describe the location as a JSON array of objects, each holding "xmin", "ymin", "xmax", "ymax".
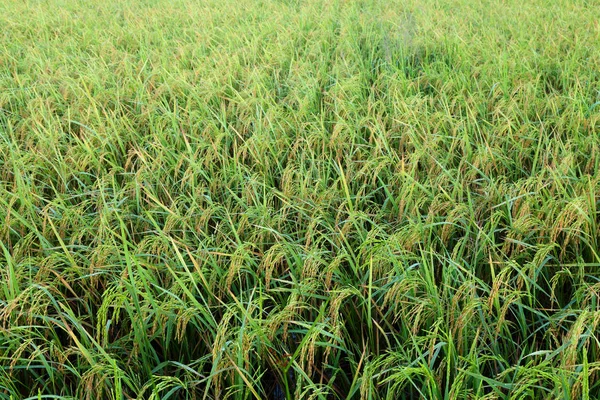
[{"xmin": 1, "ymin": 0, "xmax": 599, "ymax": 398}]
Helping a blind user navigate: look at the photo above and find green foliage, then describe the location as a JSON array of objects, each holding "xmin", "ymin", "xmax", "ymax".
[{"xmin": 1, "ymin": 0, "xmax": 600, "ymax": 398}]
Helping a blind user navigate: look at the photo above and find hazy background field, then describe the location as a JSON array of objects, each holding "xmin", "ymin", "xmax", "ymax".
[{"xmin": 1, "ymin": 0, "xmax": 600, "ymax": 398}]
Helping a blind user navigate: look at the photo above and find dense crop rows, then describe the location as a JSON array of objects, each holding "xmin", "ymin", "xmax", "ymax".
[{"xmin": 1, "ymin": 0, "xmax": 600, "ymax": 398}]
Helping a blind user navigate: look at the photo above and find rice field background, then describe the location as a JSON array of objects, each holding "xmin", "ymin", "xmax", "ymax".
[{"xmin": 1, "ymin": 0, "xmax": 600, "ymax": 398}]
